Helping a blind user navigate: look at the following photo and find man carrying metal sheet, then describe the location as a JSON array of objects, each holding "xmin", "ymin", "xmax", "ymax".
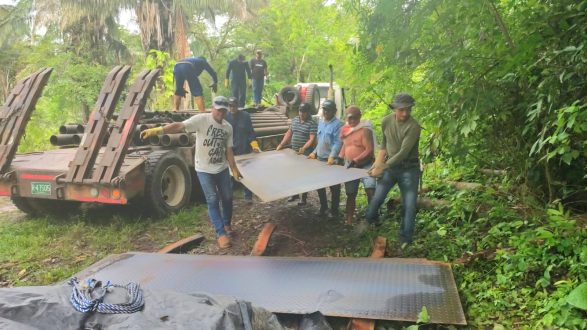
[
  {"xmin": 308, "ymin": 100, "xmax": 344, "ymax": 217},
  {"xmin": 338, "ymin": 106, "xmax": 376, "ymax": 225},
  {"xmin": 226, "ymin": 96, "xmax": 260, "ymax": 203},
  {"xmin": 141, "ymin": 96, "xmax": 242, "ymax": 249},
  {"xmin": 366, "ymin": 93, "xmax": 421, "ymax": 247},
  {"xmin": 276, "ymin": 103, "xmax": 317, "ymax": 205}
]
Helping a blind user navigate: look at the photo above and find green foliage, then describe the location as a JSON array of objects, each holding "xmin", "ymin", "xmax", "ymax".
[
  {"xmin": 567, "ymin": 283, "xmax": 587, "ymax": 311},
  {"xmin": 143, "ymin": 49, "xmax": 176, "ymax": 110},
  {"xmin": 351, "ymin": 0, "xmax": 587, "ymax": 207}
]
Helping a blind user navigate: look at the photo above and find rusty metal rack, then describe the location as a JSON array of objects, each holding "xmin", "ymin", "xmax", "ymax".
[{"xmin": 0, "ymin": 68, "xmax": 53, "ymax": 173}]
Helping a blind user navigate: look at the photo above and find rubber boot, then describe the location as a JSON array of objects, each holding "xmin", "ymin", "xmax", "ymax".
[
  {"xmin": 330, "ymin": 184, "xmax": 341, "ymax": 218},
  {"xmin": 345, "ymin": 196, "xmax": 356, "ymax": 225},
  {"xmin": 195, "ymin": 96, "xmax": 205, "ymax": 112}
]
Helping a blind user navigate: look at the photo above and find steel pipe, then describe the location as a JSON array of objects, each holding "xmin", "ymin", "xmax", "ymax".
[
  {"xmin": 50, "ymin": 134, "xmax": 82, "ymax": 146},
  {"xmin": 59, "ymin": 124, "xmax": 85, "ymax": 134},
  {"xmin": 253, "ymin": 126, "xmax": 290, "ymax": 136},
  {"xmin": 161, "ymin": 133, "xmax": 191, "ymax": 147}
]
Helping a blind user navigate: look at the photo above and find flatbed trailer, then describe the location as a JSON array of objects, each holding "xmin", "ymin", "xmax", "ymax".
[{"xmin": 0, "ymin": 66, "xmax": 289, "ymax": 217}]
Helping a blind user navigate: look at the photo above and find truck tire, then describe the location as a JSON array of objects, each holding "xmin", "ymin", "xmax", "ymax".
[
  {"xmin": 11, "ymin": 196, "xmax": 80, "ymax": 216},
  {"xmin": 141, "ymin": 150, "xmax": 192, "ymax": 217},
  {"xmin": 302, "ymin": 84, "xmax": 320, "ymax": 114},
  {"xmin": 11, "ymin": 196, "xmax": 39, "ymax": 216},
  {"xmin": 277, "ymin": 86, "xmax": 300, "ymax": 106}
]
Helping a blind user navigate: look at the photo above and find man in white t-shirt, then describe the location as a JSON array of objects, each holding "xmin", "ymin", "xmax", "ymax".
[{"xmin": 141, "ymin": 96, "xmax": 242, "ymax": 249}]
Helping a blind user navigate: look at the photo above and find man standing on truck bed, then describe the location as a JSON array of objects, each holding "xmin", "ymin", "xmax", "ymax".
[
  {"xmin": 226, "ymin": 96, "xmax": 260, "ymax": 203},
  {"xmin": 276, "ymin": 103, "xmax": 317, "ymax": 205},
  {"xmin": 308, "ymin": 100, "xmax": 344, "ymax": 217},
  {"xmin": 141, "ymin": 96, "xmax": 242, "ymax": 249},
  {"xmin": 225, "ymin": 54, "xmax": 251, "ymax": 107},
  {"xmin": 173, "ymin": 56, "xmax": 218, "ymax": 112},
  {"xmin": 366, "ymin": 93, "xmax": 421, "ymax": 247},
  {"xmin": 250, "ymin": 50, "xmax": 268, "ymax": 106}
]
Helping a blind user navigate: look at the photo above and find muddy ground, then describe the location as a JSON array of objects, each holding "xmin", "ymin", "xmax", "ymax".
[{"xmin": 189, "ymin": 187, "xmax": 371, "ymax": 257}]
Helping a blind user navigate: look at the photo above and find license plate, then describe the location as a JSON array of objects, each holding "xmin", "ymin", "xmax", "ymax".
[{"xmin": 31, "ymin": 182, "xmax": 52, "ymax": 196}]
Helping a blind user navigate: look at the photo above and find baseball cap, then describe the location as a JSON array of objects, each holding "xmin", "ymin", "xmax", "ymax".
[
  {"xmin": 227, "ymin": 97, "xmax": 238, "ymax": 106},
  {"xmin": 213, "ymin": 96, "xmax": 229, "ymax": 111}
]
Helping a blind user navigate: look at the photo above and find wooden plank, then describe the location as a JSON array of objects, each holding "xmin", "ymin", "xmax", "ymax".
[
  {"xmin": 64, "ymin": 65, "xmax": 131, "ymax": 183},
  {"xmin": 250, "ymin": 223, "xmax": 277, "ymax": 256},
  {"xmin": 91, "ymin": 69, "xmax": 160, "ymax": 184},
  {"xmin": 348, "ymin": 236, "xmax": 387, "ymax": 330},
  {"xmin": 0, "ymin": 68, "xmax": 53, "ymax": 173}
]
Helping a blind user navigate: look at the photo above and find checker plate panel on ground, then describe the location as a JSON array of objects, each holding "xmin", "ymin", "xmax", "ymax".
[
  {"xmin": 235, "ymin": 149, "xmax": 369, "ymax": 202},
  {"xmin": 76, "ymin": 253, "xmax": 466, "ymax": 325}
]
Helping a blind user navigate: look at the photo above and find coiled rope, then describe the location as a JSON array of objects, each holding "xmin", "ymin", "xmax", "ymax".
[{"xmin": 67, "ymin": 277, "xmax": 144, "ymax": 314}]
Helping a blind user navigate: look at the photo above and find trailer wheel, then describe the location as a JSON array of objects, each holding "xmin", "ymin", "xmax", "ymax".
[
  {"xmin": 11, "ymin": 196, "xmax": 80, "ymax": 216},
  {"xmin": 277, "ymin": 86, "xmax": 300, "ymax": 106},
  {"xmin": 10, "ymin": 196, "xmax": 39, "ymax": 216},
  {"xmin": 302, "ymin": 84, "xmax": 320, "ymax": 114},
  {"xmin": 142, "ymin": 150, "xmax": 192, "ymax": 217}
]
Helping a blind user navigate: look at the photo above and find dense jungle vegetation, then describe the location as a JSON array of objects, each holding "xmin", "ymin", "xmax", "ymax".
[{"xmin": 0, "ymin": 0, "xmax": 585, "ymax": 328}]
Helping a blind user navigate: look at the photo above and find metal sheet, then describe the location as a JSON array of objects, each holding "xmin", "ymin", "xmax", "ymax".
[
  {"xmin": 235, "ymin": 149, "xmax": 369, "ymax": 202},
  {"xmin": 75, "ymin": 253, "xmax": 466, "ymax": 325}
]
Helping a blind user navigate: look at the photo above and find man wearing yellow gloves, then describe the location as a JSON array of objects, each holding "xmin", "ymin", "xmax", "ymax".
[
  {"xmin": 225, "ymin": 54, "xmax": 252, "ymax": 107},
  {"xmin": 173, "ymin": 56, "xmax": 218, "ymax": 112},
  {"xmin": 308, "ymin": 100, "xmax": 344, "ymax": 217},
  {"xmin": 141, "ymin": 96, "xmax": 242, "ymax": 249},
  {"xmin": 226, "ymin": 96, "xmax": 260, "ymax": 203}
]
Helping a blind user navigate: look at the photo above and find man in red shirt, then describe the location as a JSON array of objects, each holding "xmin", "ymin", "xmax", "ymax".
[{"xmin": 338, "ymin": 106, "xmax": 376, "ymax": 224}]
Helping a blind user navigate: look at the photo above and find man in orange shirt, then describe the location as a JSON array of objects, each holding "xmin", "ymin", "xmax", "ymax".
[{"xmin": 339, "ymin": 106, "xmax": 376, "ymax": 224}]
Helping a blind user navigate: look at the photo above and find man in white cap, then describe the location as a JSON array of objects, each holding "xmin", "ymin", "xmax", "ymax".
[{"xmin": 141, "ymin": 96, "xmax": 242, "ymax": 249}]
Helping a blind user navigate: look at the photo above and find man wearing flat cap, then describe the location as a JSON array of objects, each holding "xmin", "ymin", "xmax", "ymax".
[{"xmin": 365, "ymin": 93, "xmax": 422, "ymax": 247}]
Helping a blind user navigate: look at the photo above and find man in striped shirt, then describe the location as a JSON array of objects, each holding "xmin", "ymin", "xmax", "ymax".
[{"xmin": 276, "ymin": 103, "xmax": 317, "ymax": 205}]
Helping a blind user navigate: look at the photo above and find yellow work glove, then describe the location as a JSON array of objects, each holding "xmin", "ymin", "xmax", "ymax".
[
  {"xmin": 327, "ymin": 156, "xmax": 335, "ymax": 165},
  {"xmin": 250, "ymin": 140, "xmax": 261, "ymax": 153},
  {"xmin": 276, "ymin": 144, "xmax": 284, "ymax": 151},
  {"xmin": 307, "ymin": 152, "xmax": 317, "ymax": 160},
  {"xmin": 297, "ymin": 147, "xmax": 307, "ymax": 155},
  {"xmin": 140, "ymin": 126, "xmax": 163, "ymax": 140},
  {"xmin": 231, "ymin": 166, "xmax": 243, "ymax": 182},
  {"xmin": 224, "ymin": 79, "xmax": 229, "ymax": 88}
]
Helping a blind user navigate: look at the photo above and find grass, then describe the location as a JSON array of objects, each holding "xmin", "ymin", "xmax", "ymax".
[{"xmin": 0, "ymin": 204, "xmax": 206, "ymax": 287}]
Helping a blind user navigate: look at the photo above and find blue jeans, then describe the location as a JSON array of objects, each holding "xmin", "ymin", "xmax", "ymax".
[
  {"xmin": 196, "ymin": 168, "xmax": 233, "ymax": 236},
  {"xmin": 252, "ymin": 78, "xmax": 264, "ymax": 104},
  {"xmin": 365, "ymin": 166, "xmax": 420, "ymax": 243},
  {"xmin": 231, "ymin": 79, "xmax": 246, "ymax": 107}
]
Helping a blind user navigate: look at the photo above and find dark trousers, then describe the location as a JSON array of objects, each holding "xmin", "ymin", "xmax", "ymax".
[
  {"xmin": 231, "ymin": 79, "xmax": 246, "ymax": 107},
  {"xmin": 318, "ymin": 184, "xmax": 341, "ymax": 212}
]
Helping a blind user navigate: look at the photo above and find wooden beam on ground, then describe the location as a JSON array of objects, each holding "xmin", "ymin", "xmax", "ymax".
[
  {"xmin": 251, "ymin": 223, "xmax": 277, "ymax": 256},
  {"xmin": 158, "ymin": 234, "xmax": 205, "ymax": 254},
  {"xmin": 348, "ymin": 236, "xmax": 387, "ymax": 330}
]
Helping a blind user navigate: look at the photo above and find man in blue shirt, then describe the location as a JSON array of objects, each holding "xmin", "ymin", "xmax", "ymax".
[
  {"xmin": 225, "ymin": 55, "xmax": 252, "ymax": 107},
  {"xmin": 226, "ymin": 97, "xmax": 260, "ymax": 202},
  {"xmin": 308, "ymin": 100, "xmax": 343, "ymax": 217},
  {"xmin": 173, "ymin": 57, "xmax": 218, "ymax": 112}
]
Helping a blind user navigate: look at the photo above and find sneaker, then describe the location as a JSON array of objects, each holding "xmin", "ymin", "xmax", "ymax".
[
  {"xmin": 217, "ymin": 235, "xmax": 231, "ymax": 249},
  {"xmin": 224, "ymin": 225, "xmax": 235, "ymax": 237},
  {"xmin": 319, "ymin": 207, "xmax": 328, "ymax": 217},
  {"xmin": 245, "ymin": 198, "xmax": 253, "ymax": 205},
  {"xmin": 287, "ymin": 195, "xmax": 300, "ymax": 202},
  {"xmin": 297, "ymin": 200, "xmax": 307, "ymax": 206}
]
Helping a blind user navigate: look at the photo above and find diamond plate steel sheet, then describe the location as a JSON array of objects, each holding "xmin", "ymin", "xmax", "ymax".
[
  {"xmin": 235, "ymin": 149, "xmax": 369, "ymax": 202},
  {"xmin": 75, "ymin": 253, "xmax": 466, "ymax": 325}
]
